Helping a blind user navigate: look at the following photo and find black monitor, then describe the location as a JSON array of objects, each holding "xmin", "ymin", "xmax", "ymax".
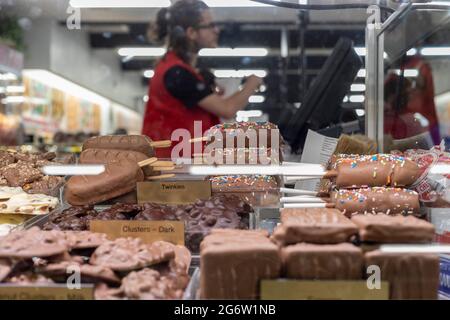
[{"xmin": 283, "ymin": 37, "xmax": 363, "ymax": 152}]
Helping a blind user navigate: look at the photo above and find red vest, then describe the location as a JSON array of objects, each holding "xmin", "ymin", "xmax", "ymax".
[{"xmin": 142, "ymin": 51, "xmax": 220, "ymax": 158}]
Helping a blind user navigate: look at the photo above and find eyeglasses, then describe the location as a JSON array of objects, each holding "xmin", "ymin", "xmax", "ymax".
[{"xmin": 195, "ymin": 22, "xmax": 218, "ymax": 30}]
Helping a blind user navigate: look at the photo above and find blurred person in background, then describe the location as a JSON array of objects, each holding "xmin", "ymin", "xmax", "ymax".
[{"xmin": 142, "ymin": 0, "xmax": 262, "ymax": 158}]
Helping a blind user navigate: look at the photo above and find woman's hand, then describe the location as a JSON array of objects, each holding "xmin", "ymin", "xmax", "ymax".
[{"xmin": 244, "ymin": 75, "xmax": 263, "ymax": 91}]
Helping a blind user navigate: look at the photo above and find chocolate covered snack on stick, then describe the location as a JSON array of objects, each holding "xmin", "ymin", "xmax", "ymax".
[
  {"xmin": 82, "ymin": 135, "xmax": 170, "ymax": 157},
  {"xmin": 332, "ymin": 187, "xmax": 420, "ymax": 216},
  {"xmin": 65, "ymin": 159, "xmax": 144, "ymax": 205},
  {"xmin": 351, "ymin": 214, "xmax": 435, "ymax": 243},
  {"xmin": 331, "ymin": 154, "xmax": 421, "ymax": 188}
]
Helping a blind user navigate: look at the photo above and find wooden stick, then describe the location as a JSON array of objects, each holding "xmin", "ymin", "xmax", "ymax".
[
  {"xmin": 138, "ymin": 157, "xmax": 158, "ymax": 168},
  {"xmin": 280, "ymin": 196, "xmax": 326, "ymax": 204},
  {"xmin": 149, "ymin": 140, "xmax": 172, "ymax": 148},
  {"xmin": 149, "ymin": 160, "xmax": 175, "ymax": 167},
  {"xmin": 146, "ymin": 174, "xmax": 176, "ymax": 180},
  {"xmin": 189, "ymin": 137, "xmax": 209, "ymax": 143},
  {"xmin": 280, "ymin": 188, "xmax": 318, "ymax": 196},
  {"xmin": 283, "ymin": 203, "xmax": 335, "ymax": 209},
  {"xmin": 152, "ymin": 166, "xmax": 175, "ymax": 171}
]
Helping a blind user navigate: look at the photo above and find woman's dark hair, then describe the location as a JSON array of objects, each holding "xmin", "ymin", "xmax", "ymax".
[{"xmin": 151, "ymin": 0, "xmax": 209, "ymax": 64}]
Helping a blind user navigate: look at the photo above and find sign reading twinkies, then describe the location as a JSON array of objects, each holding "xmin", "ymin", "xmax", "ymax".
[{"xmin": 137, "ymin": 181, "xmax": 211, "ymax": 204}]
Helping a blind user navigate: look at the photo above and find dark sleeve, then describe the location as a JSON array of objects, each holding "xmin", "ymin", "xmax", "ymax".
[{"xmin": 164, "ymin": 66, "xmax": 213, "ymax": 108}]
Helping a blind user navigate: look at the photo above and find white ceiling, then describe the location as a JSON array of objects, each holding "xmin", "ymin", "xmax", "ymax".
[{"xmin": 5, "ymin": 0, "xmax": 369, "ymax": 23}]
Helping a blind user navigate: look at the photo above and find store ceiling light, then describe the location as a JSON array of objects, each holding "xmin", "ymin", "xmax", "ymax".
[
  {"xmin": 406, "ymin": 48, "xmax": 417, "ymax": 56},
  {"xmin": 355, "ymin": 109, "xmax": 365, "ymax": 117},
  {"xmin": 199, "ymin": 48, "xmax": 268, "ymax": 57},
  {"xmin": 143, "ymin": 70, "xmax": 155, "ymax": 78},
  {"xmin": 23, "ymin": 69, "xmax": 109, "ymax": 107},
  {"xmin": 349, "ymin": 95, "xmax": 365, "ymax": 103},
  {"xmin": 350, "ymin": 84, "xmax": 366, "ymax": 92},
  {"xmin": 6, "ymin": 85, "xmax": 25, "ymax": 93},
  {"xmin": 118, "ymin": 47, "xmax": 166, "ymax": 57},
  {"xmin": 236, "ymin": 110, "xmax": 263, "ymax": 118},
  {"xmin": 357, "ymin": 69, "xmax": 366, "ymax": 78},
  {"xmin": 420, "ymin": 47, "xmax": 450, "ymax": 56},
  {"xmin": 214, "ymin": 69, "xmax": 267, "ymax": 78},
  {"xmin": 42, "ymin": 165, "xmax": 105, "ymax": 176},
  {"xmin": 204, "ymin": 0, "xmax": 278, "ymax": 7},
  {"xmin": 380, "ymin": 244, "xmax": 450, "ymax": 254},
  {"xmin": 1, "ymin": 96, "xmax": 26, "ymax": 104},
  {"xmin": 0, "ymin": 73, "xmax": 18, "ymax": 81},
  {"xmin": 69, "ymin": 0, "xmax": 171, "ymax": 8},
  {"xmin": 249, "ymin": 95, "xmax": 265, "ymax": 103}
]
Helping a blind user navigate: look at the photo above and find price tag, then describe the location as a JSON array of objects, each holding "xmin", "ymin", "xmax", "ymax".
[
  {"xmin": 137, "ymin": 181, "xmax": 211, "ymax": 204},
  {"xmin": 0, "ymin": 285, "xmax": 94, "ymax": 300},
  {"xmin": 260, "ymin": 280, "xmax": 389, "ymax": 300},
  {"xmin": 90, "ymin": 220, "xmax": 185, "ymax": 245}
]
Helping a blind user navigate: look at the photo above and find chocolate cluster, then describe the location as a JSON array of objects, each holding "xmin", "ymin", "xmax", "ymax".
[
  {"xmin": 44, "ymin": 195, "xmax": 252, "ymax": 252},
  {"xmin": 0, "ymin": 227, "xmax": 190, "ymax": 300},
  {"xmin": 0, "ymin": 150, "xmax": 66, "ymax": 196}
]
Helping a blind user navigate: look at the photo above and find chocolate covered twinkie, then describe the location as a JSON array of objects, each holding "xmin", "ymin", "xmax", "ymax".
[
  {"xmin": 65, "ymin": 159, "xmax": 144, "ymax": 205},
  {"xmin": 206, "ymin": 122, "xmax": 281, "ymax": 148},
  {"xmin": 210, "ymin": 175, "xmax": 278, "ymax": 192},
  {"xmin": 272, "ymin": 208, "xmax": 358, "ymax": 245},
  {"xmin": 82, "ymin": 135, "xmax": 156, "ymax": 157},
  {"xmin": 200, "ymin": 229, "xmax": 281, "ymax": 299},
  {"xmin": 282, "ymin": 243, "xmax": 363, "ymax": 280},
  {"xmin": 332, "ymin": 187, "xmax": 420, "ymax": 216},
  {"xmin": 351, "ymin": 214, "xmax": 435, "ymax": 243},
  {"xmin": 365, "ymin": 250, "xmax": 439, "ymax": 299},
  {"xmin": 330, "ymin": 154, "xmax": 421, "ymax": 188},
  {"xmin": 199, "ymin": 147, "xmax": 281, "ymax": 165}
]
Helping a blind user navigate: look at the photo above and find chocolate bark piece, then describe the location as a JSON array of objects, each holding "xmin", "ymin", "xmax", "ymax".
[
  {"xmin": 210, "ymin": 175, "xmax": 279, "ymax": 192},
  {"xmin": 200, "ymin": 229, "xmax": 281, "ymax": 299},
  {"xmin": 0, "ymin": 259, "xmax": 12, "ymax": 282},
  {"xmin": 1, "ymin": 163, "xmax": 43, "ymax": 187},
  {"xmin": 282, "ymin": 243, "xmax": 363, "ymax": 279},
  {"xmin": 332, "ymin": 154, "xmax": 421, "ymax": 188},
  {"xmin": 120, "ymin": 268, "xmax": 184, "ymax": 300},
  {"xmin": 0, "ymin": 227, "xmax": 68, "ymax": 258},
  {"xmin": 62, "ymin": 231, "xmax": 108, "ymax": 249},
  {"xmin": 89, "ymin": 238, "xmax": 175, "ymax": 272},
  {"xmin": 95, "ymin": 203, "xmax": 142, "ymax": 220},
  {"xmin": 82, "ymin": 135, "xmax": 155, "ymax": 157},
  {"xmin": 39, "ymin": 261, "xmax": 121, "ymax": 285},
  {"xmin": 0, "ymin": 176, "xmax": 7, "ymax": 186},
  {"xmin": 95, "ymin": 283, "xmax": 124, "ymax": 300},
  {"xmin": 0, "ymin": 151, "xmax": 15, "ymax": 167},
  {"xmin": 5, "ymin": 273, "xmax": 55, "ymax": 285},
  {"xmin": 332, "ymin": 187, "xmax": 420, "ymax": 217},
  {"xmin": 23, "ymin": 176, "xmax": 65, "ymax": 196},
  {"xmin": 351, "ymin": 214, "xmax": 435, "ymax": 243},
  {"xmin": 271, "ymin": 208, "xmax": 358, "ymax": 245},
  {"xmin": 365, "ymin": 250, "xmax": 439, "ymax": 299},
  {"xmin": 65, "ymin": 160, "xmax": 145, "ymax": 205}
]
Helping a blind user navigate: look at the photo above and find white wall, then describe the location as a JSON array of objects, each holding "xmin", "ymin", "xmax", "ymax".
[{"xmin": 24, "ymin": 18, "xmax": 145, "ymax": 111}]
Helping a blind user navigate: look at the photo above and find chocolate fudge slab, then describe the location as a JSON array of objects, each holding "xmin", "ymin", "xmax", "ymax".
[
  {"xmin": 365, "ymin": 250, "xmax": 439, "ymax": 299},
  {"xmin": 272, "ymin": 208, "xmax": 358, "ymax": 245},
  {"xmin": 200, "ymin": 230, "xmax": 281, "ymax": 299},
  {"xmin": 351, "ymin": 214, "xmax": 435, "ymax": 243},
  {"xmin": 282, "ymin": 243, "xmax": 363, "ymax": 280}
]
